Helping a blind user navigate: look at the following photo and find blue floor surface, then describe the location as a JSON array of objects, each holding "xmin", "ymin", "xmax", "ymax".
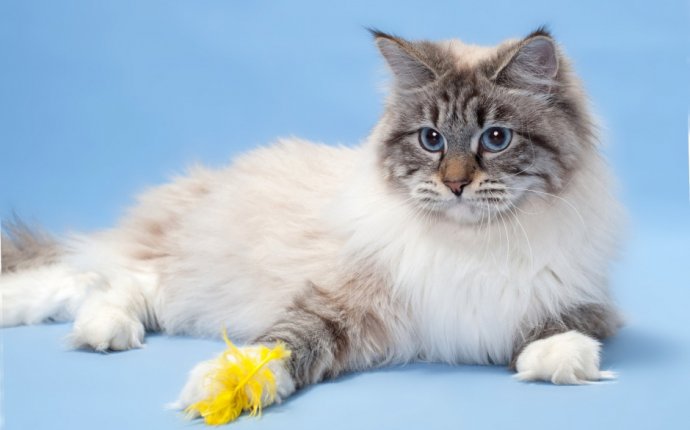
[{"xmin": 1, "ymin": 1, "xmax": 689, "ymax": 429}]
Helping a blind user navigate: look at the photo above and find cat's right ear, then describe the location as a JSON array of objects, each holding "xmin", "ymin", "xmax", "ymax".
[{"xmin": 370, "ymin": 29, "xmax": 437, "ymax": 90}]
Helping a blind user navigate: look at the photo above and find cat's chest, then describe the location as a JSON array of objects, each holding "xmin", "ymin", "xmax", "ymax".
[{"xmin": 389, "ymin": 237, "xmax": 537, "ymax": 365}]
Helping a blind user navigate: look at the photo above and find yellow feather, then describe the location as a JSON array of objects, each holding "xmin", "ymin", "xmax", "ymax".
[{"xmin": 185, "ymin": 331, "xmax": 291, "ymax": 426}]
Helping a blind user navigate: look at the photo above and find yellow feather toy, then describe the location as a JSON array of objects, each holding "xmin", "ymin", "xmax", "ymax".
[{"xmin": 185, "ymin": 331, "xmax": 291, "ymax": 426}]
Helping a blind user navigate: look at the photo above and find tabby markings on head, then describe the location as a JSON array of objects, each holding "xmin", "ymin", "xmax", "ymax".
[{"xmin": 372, "ymin": 28, "xmax": 593, "ymax": 225}]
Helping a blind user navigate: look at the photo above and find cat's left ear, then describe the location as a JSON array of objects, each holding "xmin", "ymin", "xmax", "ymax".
[
  {"xmin": 494, "ymin": 29, "xmax": 560, "ymax": 91},
  {"xmin": 370, "ymin": 30, "xmax": 440, "ymax": 90}
]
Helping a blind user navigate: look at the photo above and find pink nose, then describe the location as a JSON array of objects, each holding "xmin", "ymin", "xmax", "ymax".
[{"xmin": 443, "ymin": 179, "xmax": 470, "ymax": 196}]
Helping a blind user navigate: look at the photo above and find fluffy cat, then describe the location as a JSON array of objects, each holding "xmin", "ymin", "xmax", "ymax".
[{"xmin": 1, "ymin": 28, "xmax": 623, "ymax": 419}]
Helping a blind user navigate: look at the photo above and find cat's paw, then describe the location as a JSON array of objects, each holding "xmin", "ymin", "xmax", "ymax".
[
  {"xmin": 70, "ymin": 307, "xmax": 145, "ymax": 351},
  {"xmin": 168, "ymin": 359, "xmax": 220, "ymax": 418},
  {"xmin": 169, "ymin": 347, "xmax": 296, "ymax": 419},
  {"xmin": 514, "ymin": 330, "xmax": 615, "ymax": 384}
]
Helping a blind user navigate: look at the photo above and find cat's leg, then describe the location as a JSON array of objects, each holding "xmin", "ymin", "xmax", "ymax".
[
  {"xmin": 1, "ymin": 220, "xmax": 159, "ymax": 350},
  {"xmin": 0, "ymin": 264, "xmax": 96, "ymax": 327},
  {"xmin": 1, "ymin": 263, "xmax": 159, "ymax": 351},
  {"xmin": 171, "ymin": 282, "xmax": 396, "ymax": 422},
  {"xmin": 511, "ymin": 304, "xmax": 621, "ymax": 384},
  {"xmin": 69, "ymin": 269, "xmax": 158, "ymax": 351},
  {"xmin": 1, "ymin": 261, "xmax": 158, "ymax": 350},
  {"xmin": 1, "ymin": 221, "xmax": 87, "ymax": 327}
]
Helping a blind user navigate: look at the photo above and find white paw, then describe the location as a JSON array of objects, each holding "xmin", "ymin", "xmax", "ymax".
[
  {"xmin": 168, "ymin": 346, "xmax": 296, "ymax": 418},
  {"xmin": 515, "ymin": 330, "xmax": 615, "ymax": 384},
  {"xmin": 168, "ymin": 359, "xmax": 220, "ymax": 418},
  {"xmin": 70, "ymin": 307, "xmax": 145, "ymax": 351}
]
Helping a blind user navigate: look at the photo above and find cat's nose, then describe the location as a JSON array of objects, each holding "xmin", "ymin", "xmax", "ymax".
[{"xmin": 443, "ymin": 179, "xmax": 470, "ymax": 196}]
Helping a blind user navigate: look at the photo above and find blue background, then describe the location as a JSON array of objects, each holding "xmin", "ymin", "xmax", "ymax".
[{"xmin": 1, "ymin": 1, "xmax": 689, "ymax": 429}]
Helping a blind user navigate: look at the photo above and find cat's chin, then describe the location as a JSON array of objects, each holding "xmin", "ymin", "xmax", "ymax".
[
  {"xmin": 409, "ymin": 200, "xmax": 480, "ymax": 226},
  {"xmin": 442, "ymin": 205, "xmax": 483, "ymax": 226},
  {"xmin": 437, "ymin": 201, "xmax": 509, "ymax": 227}
]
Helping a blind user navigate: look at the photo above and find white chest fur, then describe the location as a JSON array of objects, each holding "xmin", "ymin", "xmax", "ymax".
[{"xmin": 386, "ymin": 220, "xmax": 540, "ymax": 365}]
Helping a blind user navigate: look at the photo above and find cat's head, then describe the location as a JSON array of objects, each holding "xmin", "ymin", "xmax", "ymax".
[{"xmin": 372, "ymin": 28, "xmax": 595, "ymax": 225}]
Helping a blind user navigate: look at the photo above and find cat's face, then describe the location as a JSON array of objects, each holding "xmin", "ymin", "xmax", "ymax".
[{"xmin": 374, "ymin": 29, "xmax": 593, "ymax": 225}]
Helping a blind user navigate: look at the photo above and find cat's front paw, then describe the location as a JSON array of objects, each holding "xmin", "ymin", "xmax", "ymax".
[
  {"xmin": 514, "ymin": 330, "xmax": 615, "ymax": 384},
  {"xmin": 169, "ymin": 346, "xmax": 296, "ymax": 421},
  {"xmin": 168, "ymin": 359, "xmax": 221, "ymax": 419}
]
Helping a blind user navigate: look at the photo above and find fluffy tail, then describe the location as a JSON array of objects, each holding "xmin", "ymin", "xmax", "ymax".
[
  {"xmin": 1, "ymin": 216, "xmax": 63, "ymax": 274},
  {"xmin": 1, "ymin": 217, "xmax": 92, "ymax": 327}
]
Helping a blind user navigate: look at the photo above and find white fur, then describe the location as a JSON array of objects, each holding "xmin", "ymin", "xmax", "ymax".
[
  {"xmin": 0, "ymin": 136, "xmax": 621, "ymax": 380},
  {"xmin": 66, "ymin": 263, "xmax": 157, "ymax": 351},
  {"xmin": 70, "ymin": 301, "xmax": 145, "ymax": 351},
  {"xmin": 168, "ymin": 358, "xmax": 221, "ymax": 418},
  {"xmin": 1, "ymin": 264, "xmax": 95, "ymax": 327},
  {"xmin": 514, "ymin": 331, "xmax": 615, "ymax": 384},
  {"xmin": 169, "ymin": 346, "xmax": 295, "ymax": 416}
]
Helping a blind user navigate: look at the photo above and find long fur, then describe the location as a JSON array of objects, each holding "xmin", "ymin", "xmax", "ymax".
[
  {"xmin": 1, "ymin": 217, "xmax": 62, "ymax": 274},
  {"xmin": 0, "ymin": 29, "xmax": 624, "ymax": 410}
]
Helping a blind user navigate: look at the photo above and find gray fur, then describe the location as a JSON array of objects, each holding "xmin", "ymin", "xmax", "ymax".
[
  {"xmin": 254, "ymin": 279, "xmax": 395, "ymax": 388},
  {"xmin": 510, "ymin": 303, "xmax": 622, "ymax": 369},
  {"xmin": 374, "ymin": 29, "xmax": 595, "ymax": 218},
  {"xmin": 1, "ymin": 217, "xmax": 62, "ymax": 274}
]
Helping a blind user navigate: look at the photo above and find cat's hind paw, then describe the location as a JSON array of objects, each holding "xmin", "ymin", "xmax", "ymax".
[
  {"xmin": 69, "ymin": 307, "xmax": 145, "ymax": 352},
  {"xmin": 514, "ymin": 330, "xmax": 615, "ymax": 384}
]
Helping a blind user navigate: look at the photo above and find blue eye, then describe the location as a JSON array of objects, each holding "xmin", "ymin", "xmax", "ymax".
[
  {"xmin": 419, "ymin": 127, "xmax": 446, "ymax": 152},
  {"xmin": 480, "ymin": 127, "xmax": 513, "ymax": 152}
]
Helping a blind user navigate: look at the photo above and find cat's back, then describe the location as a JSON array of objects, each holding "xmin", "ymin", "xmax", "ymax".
[
  {"xmin": 192, "ymin": 138, "xmax": 360, "ymax": 235},
  {"xmin": 226, "ymin": 138, "xmax": 360, "ymax": 211},
  {"xmin": 125, "ymin": 138, "xmax": 360, "ymax": 240}
]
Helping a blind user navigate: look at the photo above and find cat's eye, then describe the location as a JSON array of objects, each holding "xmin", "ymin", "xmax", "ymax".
[
  {"xmin": 480, "ymin": 127, "xmax": 513, "ymax": 153},
  {"xmin": 418, "ymin": 127, "xmax": 446, "ymax": 153}
]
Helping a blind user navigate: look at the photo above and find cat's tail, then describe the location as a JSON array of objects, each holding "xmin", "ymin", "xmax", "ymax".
[
  {"xmin": 1, "ymin": 216, "xmax": 63, "ymax": 274},
  {"xmin": 1, "ymin": 217, "xmax": 93, "ymax": 327},
  {"xmin": 2, "ymin": 216, "xmax": 158, "ymax": 350}
]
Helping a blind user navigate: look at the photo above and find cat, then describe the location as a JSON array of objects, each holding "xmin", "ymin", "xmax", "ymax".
[{"xmin": 1, "ymin": 27, "xmax": 623, "ymax": 421}]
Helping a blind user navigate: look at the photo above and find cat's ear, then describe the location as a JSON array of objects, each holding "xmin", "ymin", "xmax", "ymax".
[
  {"xmin": 494, "ymin": 29, "xmax": 559, "ymax": 91},
  {"xmin": 370, "ymin": 30, "xmax": 438, "ymax": 89}
]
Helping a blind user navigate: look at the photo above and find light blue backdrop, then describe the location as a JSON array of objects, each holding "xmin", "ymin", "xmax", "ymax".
[{"xmin": 1, "ymin": 1, "xmax": 689, "ymax": 429}]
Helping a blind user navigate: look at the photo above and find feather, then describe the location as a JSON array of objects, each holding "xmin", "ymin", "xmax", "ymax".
[{"xmin": 185, "ymin": 331, "xmax": 291, "ymax": 425}]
